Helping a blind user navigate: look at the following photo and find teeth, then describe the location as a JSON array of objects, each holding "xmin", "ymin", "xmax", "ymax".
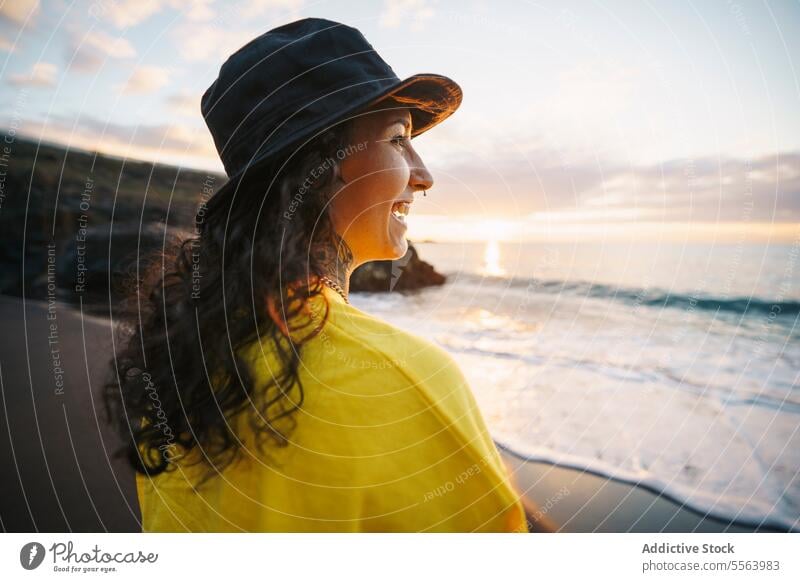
[{"xmin": 392, "ymin": 201, "xmax": 410, "ymax": 221}]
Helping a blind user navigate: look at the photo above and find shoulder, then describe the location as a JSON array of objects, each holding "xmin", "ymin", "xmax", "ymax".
[
  {"xmin": 318, "ymin": 296, "xmax": 468, "ymax": 394},
  {"xmin": 314, "ymin": 297, "xmax": 493, "ymax": 449},
  {"xmin": 240, "ymin": 289, "xmax": 472, "ymax": 412}
]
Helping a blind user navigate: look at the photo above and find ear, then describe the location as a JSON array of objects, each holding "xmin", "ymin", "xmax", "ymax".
[{"xmin": 331, "ymin": 157, "xmax": 349, "ymax": 188}]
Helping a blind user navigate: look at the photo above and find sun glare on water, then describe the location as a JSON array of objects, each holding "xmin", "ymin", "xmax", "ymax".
[{"xmin": 481, "ymin": 239, "xmax": 505, "ymax": 277}]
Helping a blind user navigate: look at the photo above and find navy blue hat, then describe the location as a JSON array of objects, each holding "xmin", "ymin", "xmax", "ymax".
[{"xmin": 201, "ymin": 17, "xmax": 463, "ymax": 183}]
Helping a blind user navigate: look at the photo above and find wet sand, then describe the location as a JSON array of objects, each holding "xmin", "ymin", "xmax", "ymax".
[{"xmin": 0, "ymin": 295, "xmax": 140, "ymax": 532}]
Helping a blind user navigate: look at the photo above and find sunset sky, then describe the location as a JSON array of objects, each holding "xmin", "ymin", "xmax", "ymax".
[{"xmin": 1, "ymin": 0, "xmax": 799, "ymax": 242}]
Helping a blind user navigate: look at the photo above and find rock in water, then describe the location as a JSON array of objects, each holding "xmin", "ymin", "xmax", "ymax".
[{"xmin": 350, "ymin": 243, "xmax": 446, "ymax": 292}]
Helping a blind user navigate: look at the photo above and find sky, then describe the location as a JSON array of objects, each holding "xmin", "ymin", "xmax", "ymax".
[{"xmin": 1, "ymin": 0, "xmax": 799, "ymax": 242}]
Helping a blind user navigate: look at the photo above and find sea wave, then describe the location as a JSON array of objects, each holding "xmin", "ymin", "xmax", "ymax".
[
  {"xmin": 451, "ymin": 272, "xmax": 800, "ymax": 317},
  {"xmin": 436, "ymin": 335, "xmax": 800, "ymax": 414},
  {"xmin": 351, "ymin": 280, "xmax": 800, "ymax": 534}
]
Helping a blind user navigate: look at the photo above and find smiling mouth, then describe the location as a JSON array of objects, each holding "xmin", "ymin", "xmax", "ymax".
[{"xmin": 391, "ymin": 200, "xmax": 411, "ymax": 223}]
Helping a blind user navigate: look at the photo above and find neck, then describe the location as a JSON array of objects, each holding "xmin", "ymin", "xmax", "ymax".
[
  {"xmin": 321, "ymin": 264, "xmax": 350, "ymax": 297},
  {"xmin": 314, "ymin": 240, "xmax": 353, "ymax": 297}
]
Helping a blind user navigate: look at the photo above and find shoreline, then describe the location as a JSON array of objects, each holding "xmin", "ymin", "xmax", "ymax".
[{"xmin": 498, "ymin": 445, "xmax": 792, "ymax": 533}]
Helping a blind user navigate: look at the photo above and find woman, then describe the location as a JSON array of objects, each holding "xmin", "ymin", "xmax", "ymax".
[{"xmin": 107, "ymin": 17, "xmax": 529, "ymax": 532}]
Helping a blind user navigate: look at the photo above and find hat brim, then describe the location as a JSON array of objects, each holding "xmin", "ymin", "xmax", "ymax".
[{"xmin": 358, "ymin": 73, "xmax": 463, "ymax": 138}]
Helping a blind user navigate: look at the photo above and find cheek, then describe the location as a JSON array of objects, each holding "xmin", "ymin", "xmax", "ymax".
[{"xmin": 339, "ymin": 147, "xmax": 409, "ymax": 221}]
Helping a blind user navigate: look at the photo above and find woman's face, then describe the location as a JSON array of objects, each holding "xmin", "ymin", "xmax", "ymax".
[{"xmin": 328, "ymin": 104, "xmax": 434, "ymax": 267}]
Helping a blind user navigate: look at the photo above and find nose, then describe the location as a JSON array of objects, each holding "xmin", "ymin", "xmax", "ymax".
[{"xmin": 409, "ymin": 148, "xmax": 434, "ymax": 193}]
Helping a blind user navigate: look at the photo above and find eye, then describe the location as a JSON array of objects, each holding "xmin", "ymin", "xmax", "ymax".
[{"xmin": 391, "ymin": 134, "xmax": 410, "ymax": 148}]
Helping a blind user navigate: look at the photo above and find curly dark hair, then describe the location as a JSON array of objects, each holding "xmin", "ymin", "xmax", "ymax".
[{"xmin": 104, "ymin": 116, "xmax": 359, "ymax": 482}]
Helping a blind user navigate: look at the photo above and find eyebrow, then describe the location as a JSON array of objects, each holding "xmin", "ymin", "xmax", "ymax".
[{"xmin": 390, "ymin": 117, "xmax": 411, "ymax": 130}]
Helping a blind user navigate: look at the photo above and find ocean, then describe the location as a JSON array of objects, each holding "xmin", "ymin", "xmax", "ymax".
[{"xmin": 350, "ymin": 239, "xmax": 800, "ymax": 531}]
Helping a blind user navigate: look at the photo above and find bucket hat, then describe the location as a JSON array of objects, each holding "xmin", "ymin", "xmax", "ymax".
[{"xmin": 200, "ymin": 17, "xmax": 462, "ymax": 188}]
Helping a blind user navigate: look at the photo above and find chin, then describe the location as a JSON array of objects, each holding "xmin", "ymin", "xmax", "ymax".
[
  {"xmin": 361, "ymin": 238, "xmax": 408, "ymax": 263},
  {"xmin": 370, "ymin": 242, "xmax": 407, "ymax": 262},
  {"xmin": 389, "ymin": 237, "xmax": 409, "ymax": 260}
]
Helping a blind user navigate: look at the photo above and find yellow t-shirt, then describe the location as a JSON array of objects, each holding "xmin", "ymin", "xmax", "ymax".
[{"xmin": 136, "ymin": 285, "xmax": 527, "ymax": 532}]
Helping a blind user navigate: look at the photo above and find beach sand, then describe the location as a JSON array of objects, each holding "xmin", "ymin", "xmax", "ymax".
[
  {"xmin": 0, "ymin": 295, "xmax": 781, "ymax": 532},
  {"xmin": 0, "ymin": 295, "xmax": 141, "ymax": 532}
]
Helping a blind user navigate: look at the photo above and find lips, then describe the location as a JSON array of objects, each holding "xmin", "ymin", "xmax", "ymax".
[{"xmin": 391, "ymin": 199, "xmax": 412, "ymax": 223}]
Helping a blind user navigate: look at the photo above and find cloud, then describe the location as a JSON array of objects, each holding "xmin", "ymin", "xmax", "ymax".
[
  {"xmin": 93, "ymin": 0, "xmax": 163, "ymax": 29},
  {"xmin": 117, "ymin": 65, "xmax": 170, "ymax": 94},
  {"xmin": 8, "ymin": 62, "xmax": 57, "ymax": 87},
  {"xmin": 172, "ymin": 22, "xmax": 254, "ymax": 63},
  {"xmin": 93, "ymin": 0, "xmax": 229, "ymax": 28},
  {"xmin": 171, "ymin": 0, "xmax": 219, "ymax": 22},
  {"xmin": 66, "ymin": 30, "xmax": 137, "ymax": 73},
  {"xmin": 0, "ymin": 34, "xmax": 16, "ymax": 52},
  {"xmin": 7, "ymin": 111, "xmax": 220, "ymax": 171},
  {"xmin": 237, "ymin": 0, "xmax": 303, "ymax": 19},
  {"xmin": 379, "ymin": 0, "xmax": 436, "ymax": 31},
  {"xmin": 415, "ymin": 104, "xmax": 800, "ymax": 223},
  {"xmin": 421, "ymin": 143, "xmax": 800, "ymax": 224},
  {"xmin": 166, "ymin": 92, "xmax": 200, "ymax": 117},
  {"xmin": 0, "ymin": 0, "xmax": 39, "ymax": 24},
  {"xmin": 79, "ymin": 113, "xmax": 212, "ymax": 157},
  {"xmin": 169, "ymin": 1, "xmax": 303, "ymax": 63}
]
